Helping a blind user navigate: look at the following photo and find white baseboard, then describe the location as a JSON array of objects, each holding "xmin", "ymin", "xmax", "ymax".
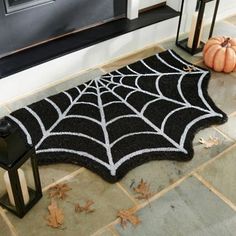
[{"xmin": 0, "ymin": 17, "xmax": 179, "ymax": 105}]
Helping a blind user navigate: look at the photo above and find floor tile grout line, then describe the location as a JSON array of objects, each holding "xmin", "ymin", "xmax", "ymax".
[
  {"xmin": 108, "ymin": 225, "xmax": 121, "ymax": 236},
  {"xmin": 136, "ymin": 174, "xmax": 188, "ymax": 210},
  {"xmin": 128, "ymin": 142, "xmax": 236, "ymax": 209},
  {"xmin": 41, "ymin": 138, "xmax": 235, "ymax": 198},
  {"xmin": 160, "ymin": 44, "xmax": 203, "ymax": 66},
  {"xmin": 100, "ymin": 45, "xmax": 164, "ymax": 74},
  {"xmin": 213, "ymin": 126, "xmax": 235, "ymax": 142},
  {"xmin": 229, "ymin": 111, "xmax": 236, "ymax": 117},
  {"xmin": 91, "ymin": 219, "xmax": 120, "ymax": 236},
  {"xmin": 4, "ymin": 139, "xmax": 232, "ymax": 236},
  {"xmin": 92, "ymin": 174, "xmax": 190, "ymax": 235},
  {"xmin": 1, "ymin": 68, "xmax": 101, "ymax": 108},
  {"xmin": 222, "ymin": 19, "xmax": 236, "ymax": 27},
  {"xmin": 193, "ymin": 173, "xmax": 236, "ymax": 212},
  {"xmin": 192, "ymin": 142, "xmax": 236, "ymax": 172},
  {"xmin": 3, "ymin": 104, "xmax": 11, "ymax": 113},
  {"xmin": 100, "ymin": 67, "xmax": 107, "ymax": 74},
  {"xmin": 100, "ymin": 43, "xmax": 163, "ymax": 66},
  {"xmin": 156, "ymin": 45, "xmax": 166, "ymax": 51},
  {"xmin": 128, "ymin": 141, "xmax": 236, "ymax": 207},
  {"xmin": 42, "ymin": 167, "xmax": 85, "ymax": 192},
  {"xmin": 0, "ymin": 207, "xmax": 18, "ymax": 236},
  {"xmin": 194, "ymin": 59, "xmax": 204, "ymax": 65},
  {"xmin": 92, "ymin": 142, "xmax": 236, "ymax": 235},
  {"xmin": 91, "ymin": 225, "xmax": 119, "ymax": 236},
  {"xmin": 116, "ymin": 183, "xmax": 139, "ymax": 205},
  {"xmin": 90, "ymin": 181, "xmax": 138, "ymax": 235}
]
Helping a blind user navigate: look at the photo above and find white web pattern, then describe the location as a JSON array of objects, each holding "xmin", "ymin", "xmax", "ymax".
[{"xmin": 7, "ymin": 50, "xmax": 224, "ymax": 177}]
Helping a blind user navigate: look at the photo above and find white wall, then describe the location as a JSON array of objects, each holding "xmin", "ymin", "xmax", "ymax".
[
  {"xmin": 139, "ymin": 0, "xmax": 165, "ymax": 10},
  {"xmin": 0, "ymin": 17, "xmax": 179, "ymax": 105},
  {"xmin": 127, "ymin": 0, "xmax": 180, "ymax": 19},
  {"xmin": 218, "ymin": 0, "xmax": 236, "ymax": 19}
]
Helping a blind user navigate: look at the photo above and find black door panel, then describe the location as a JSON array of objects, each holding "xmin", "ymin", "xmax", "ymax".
[{"xmin": 0, "ymin": 0, "xmax": 127, "ymax": 58}]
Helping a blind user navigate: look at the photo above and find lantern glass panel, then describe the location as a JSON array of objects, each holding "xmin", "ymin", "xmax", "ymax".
[
  {"xmin": 200, "ymin": 1, "xmax": 218, "ymax": 41},
  {"xmin": 0, "ymin": 123, "xmax": 42, "ymax": 217},
  {"xmin": 0, "ymin": 168, "xmax": 5, "ymax": 202},
  {"xmin": 0, "ymin": 167, "xmax": 22, "ymax": 211},
  {"xmin": 177, "ymin": 0, "xmax": 218, "ymax": 54},
  {"xmin": 19, "ymin": 158, "xmax": 37, "ymax": 205},
  {"xmin": 0, "ymin": 156, "xmax": 39, "ymax": 211}
]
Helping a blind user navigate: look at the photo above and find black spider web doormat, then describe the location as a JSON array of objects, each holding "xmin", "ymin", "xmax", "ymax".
[{"xmin": 7, "ymin": 50, "xmax": 227, "ymax": 183}]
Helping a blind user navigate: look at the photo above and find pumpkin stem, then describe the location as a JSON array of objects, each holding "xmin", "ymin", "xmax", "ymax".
[{"xmin": 221, "ymin": 37, "xmax": 231, "ymax": 47}]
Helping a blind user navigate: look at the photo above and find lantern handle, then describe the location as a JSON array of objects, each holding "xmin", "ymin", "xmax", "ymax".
[
  {"xmin": 209, "ymin": 0, "xmax": 220, "ymax": 39},
  {"xmin": 0, "ymin": 118, "xmax": 12, "ymax": 137}
]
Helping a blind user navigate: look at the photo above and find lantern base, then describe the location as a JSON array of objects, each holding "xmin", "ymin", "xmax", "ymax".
[
  {"xmin": 0, "ymin": 187, "xmax": 42, "ymax": 218},
  {"xmin": 176, "ymin": 38, "xmax": 205, "ymax": 55}
]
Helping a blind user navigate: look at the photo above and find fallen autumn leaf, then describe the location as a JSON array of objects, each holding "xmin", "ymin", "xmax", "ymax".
[
  {"xmin": 48, "ymin": 183, "xmax": 72, "ymax": 200},
  {"xmin": 199, "ymin": 136, "xmax": 219, "ymax": 149},
  {"xmin": 46, "ymin": 199, "xmax": 64, "ymax": 228},
  {"xmin": 75, "ymin": 200, "xmax": 95, "ymax": 213},
  {"xmin": 117, "ymin": 207, "xmax": 141, "ymax": 228}
]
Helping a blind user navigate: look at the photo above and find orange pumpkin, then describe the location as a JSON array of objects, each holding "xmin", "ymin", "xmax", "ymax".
[{"xmin": 203, "ymin": 36, "xmax": 236, "ymax": 73}]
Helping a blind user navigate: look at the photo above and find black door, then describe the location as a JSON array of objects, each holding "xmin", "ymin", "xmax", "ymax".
[{"xmin": 0, "ymin": 0, "xmax": 127, "ymax": 58}]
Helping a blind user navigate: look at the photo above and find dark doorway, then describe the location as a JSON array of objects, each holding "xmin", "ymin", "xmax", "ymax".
[{"xmin": 0, "ymin": 0, "xmax": 127, "ymax": 58}]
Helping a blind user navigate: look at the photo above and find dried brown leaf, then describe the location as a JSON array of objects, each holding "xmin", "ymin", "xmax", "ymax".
[
  {"xmin": 48, "ymin": 183, "xmax": 72, "ymax": 200},
  {"xmin": 199, "ymin": 136, "xmax": 219, "ymax": 149},
  {"xmin": 117, "ymin": 207, "xmax": 141, "ymax": 228},
  {"xmin": 75, "ymin": 200, "xmax": 95, "ymax": 213},
  {"xmin": 133, "ymin": 179, "xmax": 154, "ymax": 200},
  {"xmin": 46, "ymin": 199, "xmax": 64, "ymax": 228}
]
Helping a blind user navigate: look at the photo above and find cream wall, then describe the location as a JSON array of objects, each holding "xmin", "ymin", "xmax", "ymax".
[
  {"xmin": 139, "ymin": 0, "xmax": 165, "ymax": 10},
  {"xmin": 218, "ymin": 0, "xmax": 236, "ymax": 18},
  {"xmin": 0, "ymin": 17, "xmax": 179, "ymax": 105}
]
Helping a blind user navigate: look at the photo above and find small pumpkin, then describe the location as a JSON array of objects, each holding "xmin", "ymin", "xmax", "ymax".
[{"xmin": 203, "ymin": 36, "xmax": 236, "ymax": 73}]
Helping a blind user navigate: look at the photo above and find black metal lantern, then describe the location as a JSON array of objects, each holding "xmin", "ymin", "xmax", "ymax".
[
  {"xmin": 176, "ymin": 0, "xmax": 220, "ymax": 55},
  {"xmin": 0, "ymin": 118, "xmax": 42, "ymax": 218}
]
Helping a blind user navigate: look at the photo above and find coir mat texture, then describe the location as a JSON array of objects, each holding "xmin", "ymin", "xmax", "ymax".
[{"xmin": 7, "ymin": 50, "xmax": 227, "ymax": 183}]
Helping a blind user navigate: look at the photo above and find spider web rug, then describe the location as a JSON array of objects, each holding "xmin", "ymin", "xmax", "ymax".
[{"xmin": 7, "ymin": 50, "xmax": 227, "ymax": 183}]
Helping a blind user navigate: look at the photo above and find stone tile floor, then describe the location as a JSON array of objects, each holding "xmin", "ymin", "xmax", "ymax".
[{"xmin": 0, "ymin": 17, "xmax": 236, "ymax": 236}]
